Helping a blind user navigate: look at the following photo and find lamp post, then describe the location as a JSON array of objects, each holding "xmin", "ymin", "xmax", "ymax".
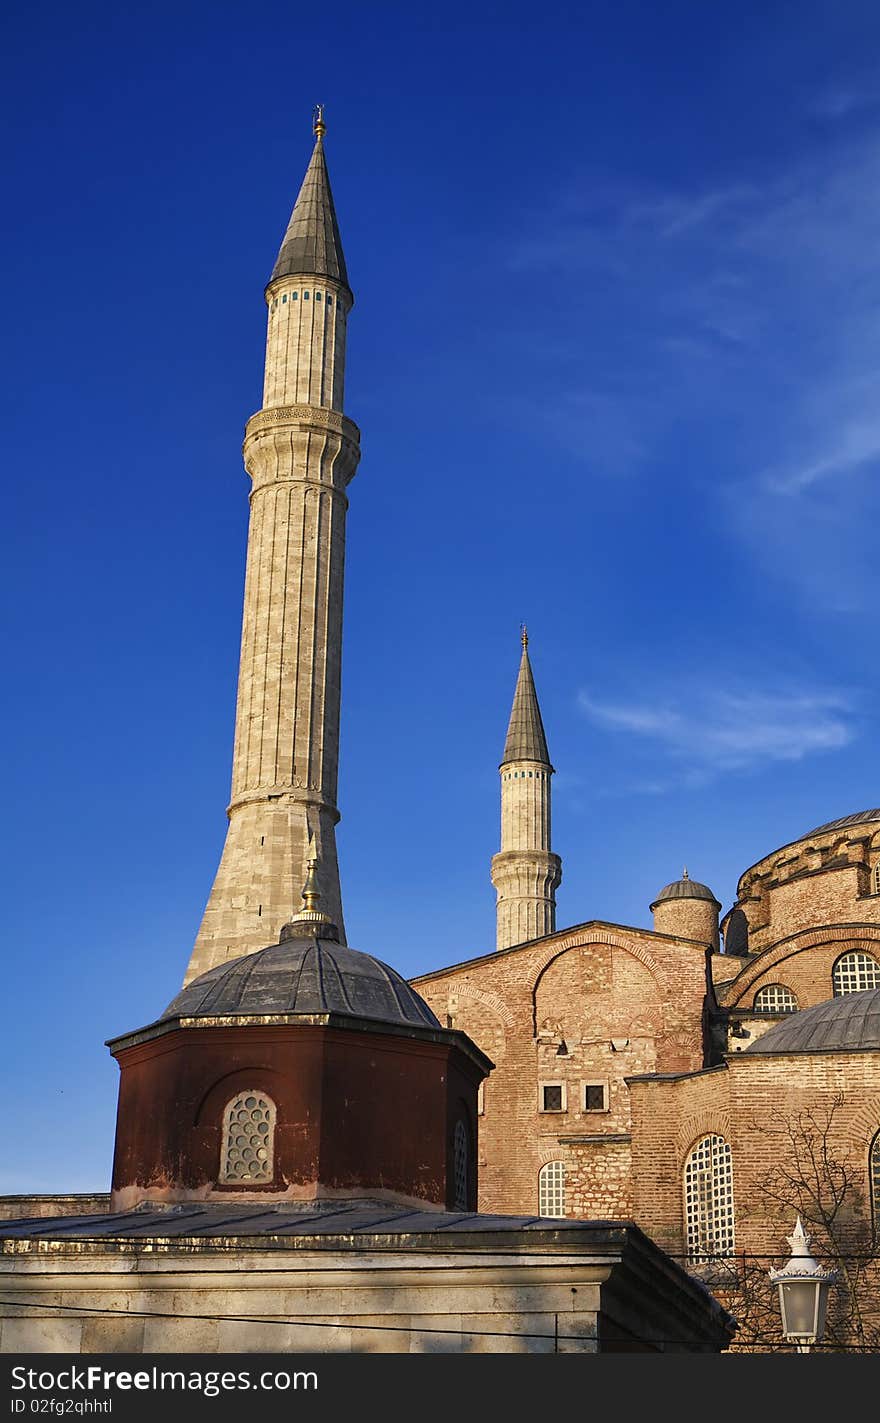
[{"xmin": 769, "ymin": 1216, "xmax": 838, "ymax": 1353}]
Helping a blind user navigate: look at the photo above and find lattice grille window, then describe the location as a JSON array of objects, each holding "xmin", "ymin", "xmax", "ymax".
[
  {"xmin": 873, "ymin": 865, "xmax": 880, "ymax": 896},
  {"xmin": 220, "ymin": 1092, "xmax": 275, "ymax": 1184},
  {"xmin": 453, "ymin": 1120, "xmax": 469, "ymax": 1211},
  {"xmin": 684, "ymin": 1134, "xmax": 735, "ymax": 1261},
  {"xmin": 832, "ymin": 951, "xmax": 880, "ymax": 996},
  {"xmin": 871, "ymin": 1131, "xmax": 880, "ymax": 1236},
  {"xmin": 753, "ymin": 984, "xmax": 798, "ymax": 1014},
  {"xmin": 538, "ymin": 1160, "xmax": 566, "ymax": 1218}
]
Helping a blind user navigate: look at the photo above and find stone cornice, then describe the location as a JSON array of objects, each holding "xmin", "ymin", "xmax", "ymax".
[
  {"xmin": 105, "ymin": 1013, "xmax": 494, "ymax": 1075},
  {"xmin": 245, "ymin": 405, "xmax": 360, "ymax": 446},
  {"xmin": 226, "ymin": 787, "xmax": 341, "ymax": 820}
]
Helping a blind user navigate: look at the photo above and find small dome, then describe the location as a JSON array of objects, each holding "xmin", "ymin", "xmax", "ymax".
[
  {"xmin": 163, "ymin": 938, "xmax": 440, "ymax": 1031},
  {"xmin": 745, "ymin": 989, "xmax": 880, "ymax": 1055},
  {"xmin": 650, "ymin": 871, "xmax": 720, "ymax": 911}
]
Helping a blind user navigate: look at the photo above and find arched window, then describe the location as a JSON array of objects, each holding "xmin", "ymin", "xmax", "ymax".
[
  {"xmin": 683, "ymin": 1134, "xmax": 735, "ymax": 1261},
  {"xmin": 219, "ymin": 1092, "xmax": 275, "ymax": 1184},
  {"xmin": 871, "ymin": 1131, "xmax": 880, "ymax": 1236},
  {"xmin": 538, "ymin": 1160, "xmax": 566, "ymax": 1218},
  {"xmin": 753, "ymin": 984, "xmax": 798, "ymax": 1014},
  {"xmin": 872, "ymin": 864, "xmax": 880, "ymax": 896},
  {"xmin": 453, "ymin": 1120, "xmax": 469, "ymax": 1210},
  {"xmin": 832, "ymin": 951, "xmax": 880, "ymax": 996}
]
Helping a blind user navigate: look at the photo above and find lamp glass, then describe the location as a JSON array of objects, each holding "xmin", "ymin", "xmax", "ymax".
[{"xmin": 778, "ymin": 1278, "xmax": 820, "ymax": 1339}]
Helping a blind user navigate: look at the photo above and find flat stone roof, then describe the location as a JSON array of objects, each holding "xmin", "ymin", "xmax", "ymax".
[{"xmin": 0, "ymin": 1200, "xmax": 637, "ymax": 1248}]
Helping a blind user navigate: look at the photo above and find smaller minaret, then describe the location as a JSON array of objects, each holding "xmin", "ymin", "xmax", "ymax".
[{"xmin": 490, "ymin": 628, "xmax": 562, "ymax": 949}]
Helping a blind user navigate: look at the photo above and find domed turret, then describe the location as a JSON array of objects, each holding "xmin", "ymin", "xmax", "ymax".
[
  {"xmin": 108, "ymin": 842, "xmax": 489, "ymax": 1213},
  {"xmin": 650, "ymin": 868, "xmax": 721, "ymax": 950}
]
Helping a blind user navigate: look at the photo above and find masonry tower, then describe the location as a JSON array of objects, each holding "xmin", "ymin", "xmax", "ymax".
[
  {"xmin": 490, "ymin": 630, "xmax": 561, "ymax": 949},
  {"xmin": 186, "ymin": 110, "xmax": 360, "ymax": 984}
]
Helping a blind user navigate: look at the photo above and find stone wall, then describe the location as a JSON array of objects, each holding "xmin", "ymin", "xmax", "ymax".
[
  {"xmin": 0, "ymin": 1224, "xmax": 734, "ymax": 1354},
  {"xmin": 0, "ymin": 1196, "xmax": 109, "ymax": 1222}
]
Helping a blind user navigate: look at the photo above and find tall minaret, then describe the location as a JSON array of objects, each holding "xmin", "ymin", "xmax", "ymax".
[
  {"xmin": 185, "ymin": 108, "xmax": 360, "ymax": 984},
  {"xmin": 490, "ymin": 629, "xmax": 561, "ymax": 950}
]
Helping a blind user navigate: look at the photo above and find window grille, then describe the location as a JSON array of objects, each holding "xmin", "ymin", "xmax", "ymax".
[
  {"xmin": 220, "ymin": 1092, "xmax": 275, "ymax": 1184},
  {"xmin": 538, "ymin": 1160, "xmax": 566, "ymax": 1218},
  {"xmin": 873, "ymin": 864, "xmax": 880, "ymax": 895},
  {"xmin": 453, "ymin": 1120, "xmax": 468, "ymax": 1210},
  {"xmin": 540, "ymin": 1083, "xmax": 565, "ymax": 1112},
  {"xmin": 871, "ymin": 1131, "xmax": 880, "ymax": 1237},
  {"xmin": 684, "ymin": 1134, "xmax": 735, "ymax": 1261},
  {"xmin": 583, "ymin": 1083, "xmax": 607, "ymax": 1111},
  {"xmin": 832, "ymin": 951, "xmax": 880, "ymax": 996},
  {"xmin": 753, "ymin": 984, "xmax": 798, "ymax": 1014}
]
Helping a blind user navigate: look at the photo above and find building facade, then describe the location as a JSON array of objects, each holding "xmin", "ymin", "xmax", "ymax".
[{"xmin": 413, "ymin": 649, "xmax": 880, "ymax": 1350}]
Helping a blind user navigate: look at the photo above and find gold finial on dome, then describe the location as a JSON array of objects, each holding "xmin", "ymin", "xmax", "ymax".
[
  {"xmin": 521, "ymin": 622, "xmax": 529, "ymax": 650},
  {"xmin": 313, "ymin": 103, "xmax": 327, "ymax": 139},
  {"xmin": 682, "ymin": 866, "xmax": 689, "ymax": 880},
  {"xmin": 280, "ymin": 832, "xmax": 339, "ymax": 941}
]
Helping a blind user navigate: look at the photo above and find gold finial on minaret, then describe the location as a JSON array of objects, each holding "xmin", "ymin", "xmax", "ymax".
[
  {"xmin": 313, "ymin": 104, "xmax": 326, "ymax": 139},
  {"xmin": 683, "ymin": 866, "xmax": 689, "ymax": 880},
  {"xmin": 521, "ymin": 623, "xmax": 529, "ymax": 650}
]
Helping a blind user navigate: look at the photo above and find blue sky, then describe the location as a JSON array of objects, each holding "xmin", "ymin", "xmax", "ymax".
[{"xmin": 5, "ymin": 0, "xmax": 880, "ymax": 1189}]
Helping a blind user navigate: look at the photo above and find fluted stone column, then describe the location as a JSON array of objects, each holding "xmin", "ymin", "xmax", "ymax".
[{"xmin": 186, "ymin": 118, "xmax": 359, "ymax": 984}]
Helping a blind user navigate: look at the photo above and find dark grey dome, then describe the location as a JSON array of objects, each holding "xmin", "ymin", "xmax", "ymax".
[
  {"xmin": 745, "ymin": 988, "xmax": 880, "ymax": 1055},
  {"xmin": 803, "ymin": 809, "xmax": 880, "ymax": 838},
  {"xmin": 163, "ymin": 938, "xmax": 440, "ymax": 1031},
  {"xmin": 651, "ymin": 875, "xmax": 720, "ymax": 910}
]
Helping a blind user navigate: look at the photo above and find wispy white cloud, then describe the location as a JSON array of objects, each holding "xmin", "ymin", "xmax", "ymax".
[
  {"xmin": 505, "ymin": 127, "xmax": 880, "ymax": 602},
  {"xmin": 578, "ymin": 685, "xmax": 856, "ymax": 779}
]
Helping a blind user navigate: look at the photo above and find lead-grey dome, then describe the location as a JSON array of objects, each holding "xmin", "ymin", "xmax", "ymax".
[
  {"xmin": 651, "ymin": 874, "xmax": 720, "ymax": 910},
  {"xmin": 745, "ymin": 988, "xmax": 880, "ymax": 1055},
  {"xmin": 803, "ymin": 809, "xmax": 880, "ymax": 838},
  {"xmin": 163, "ymin": 938, "xmax": 440, "ymax": 1030}
]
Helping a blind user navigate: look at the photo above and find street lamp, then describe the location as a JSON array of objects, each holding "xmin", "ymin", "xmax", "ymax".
[{"xmin": 769, "ymin": 1216, "xmax": 838, "ymax": 1353}]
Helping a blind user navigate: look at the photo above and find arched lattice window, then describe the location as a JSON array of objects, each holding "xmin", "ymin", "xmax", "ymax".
[
  {"xmin": 753, "ymin": 984, "xmax": 798, "ymax": 1014},
  {"xmin": 453, "ymin": 1121, "xmax": 469, "ymax": 1210},
  {"xmin": 870, "ymin": 1130, "xmax": 880, "ymax": 1238},
  {"xmin": 832, "ymin": 951, "xmax": 880, "ymax": 996},
  {"xmin": 683, "ymin": 1134, "xmax": 735, "ymax": 1261},
  {"xmin": 538, "ymin": 1160, "xmax": 566, "ymax": 1218},
  {"xmin": 220, "ymin": 1092, "xmax": 275, "ymax": 1184}
]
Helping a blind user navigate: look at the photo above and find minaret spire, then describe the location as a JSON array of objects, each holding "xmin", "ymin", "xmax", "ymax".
[
  {"xmin": 185, "ymin": 117, "xmax": 360, "ymax": 984},
  {"xmin": 501, "ymin": 629, "xmax": 551, "ymax": 766},
  {"xmin": 490, "ymin": 631, "xmax": 562, "ymax": 950},
  {"xmin": 269, "ymin": 108, "xmax": 349, "ymax": 292}
]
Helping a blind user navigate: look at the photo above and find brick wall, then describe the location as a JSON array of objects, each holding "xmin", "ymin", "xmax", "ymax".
[{"xmin": 414, "ymin": 921, "xmax": 709, "ymax": 1217}]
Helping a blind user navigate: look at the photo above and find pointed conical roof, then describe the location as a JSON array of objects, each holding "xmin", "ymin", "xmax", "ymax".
[
  {"xmin": 501, "ymin": 632, "xmax": 552, "ymax": 767},
  {"xmin": 269, "ymin": 132, "xmax": 349, "ymax": 291}
]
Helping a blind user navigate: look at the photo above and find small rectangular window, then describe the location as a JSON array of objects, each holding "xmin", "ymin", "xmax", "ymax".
[
  {"xmin": 583, "ymin": 1083, "xmax": 607, "ymax": 1112},
  {"xmin": 292, "ymin": 292, "xmax": 298, "ymax": 300},
  {"xmin": 315, "ymin": 291, "xmax": 322, "ymax": 301},
  {"xmin": 326, "ymin": 294, "xmax": 333, "ymax": 306},
  {"xmin": 282, "ymin": 294, "xmax": 287, "ymax": 303},
  {"xmin": 540, "ymin": 1083, "xmax": 565, "ymax": 1112},
  {"xmin": 303, "ymin": 291, "xmax": 310, "ymax": 300}
]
